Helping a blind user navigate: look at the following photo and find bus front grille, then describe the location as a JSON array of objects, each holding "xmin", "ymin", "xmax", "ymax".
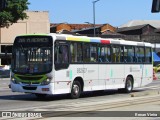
[
  {"xmin": 21, "ymin": 82, "xmax": 40, "ymax": 84},
  {"xmin": 17, "ymin": 76, "xmax": 43, "ymax": 81}
]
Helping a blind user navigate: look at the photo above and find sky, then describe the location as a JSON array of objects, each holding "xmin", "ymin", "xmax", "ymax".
[{"xmin": 28, "ymin": 0, "xmax": 160, "ymax": 27}]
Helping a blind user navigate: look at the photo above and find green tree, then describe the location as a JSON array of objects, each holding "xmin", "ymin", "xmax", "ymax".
[{"xmin": 0, "ymin": 0, "xmax": 30, "ymax": 27}]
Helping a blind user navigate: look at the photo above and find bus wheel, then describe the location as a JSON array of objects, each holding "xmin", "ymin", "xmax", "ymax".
[
  {"xmin": 124, "ymin": 76, "xmax": 133, "ymax": 93},
  {"xmin": 70, "ymin": 81, "xmax": 81, "ymax": 99},
  {"xmin": 35, "ymin": 93, "xmax": 47, "ymax": 99}
]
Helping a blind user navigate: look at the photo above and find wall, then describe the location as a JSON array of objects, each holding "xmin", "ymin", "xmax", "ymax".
[
  {"xmin": 0, "ymin": 11, "xmax": 50, "ymax": 44},
  {"xmin": 56, "ymin": 24, "xmax": 71, "ymax": 32},
  {"xmin": 101, "ymin": 24, "xmax": 116, "ymax": 33},
  {"xmin": 0, "ymin": 11, "xmax": 50, "ymax": 65}
]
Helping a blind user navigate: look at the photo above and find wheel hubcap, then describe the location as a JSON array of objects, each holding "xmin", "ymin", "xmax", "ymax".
[
  {"xmin": 127, "ymin": 80, "xmax": 132, "ymax": 91},
  {"xmin": 73, "ymin": 85, "xmax": 79, "ymax": 95}
]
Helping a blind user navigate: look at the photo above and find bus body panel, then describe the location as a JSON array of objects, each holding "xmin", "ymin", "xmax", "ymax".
[
  {"xmin": 68, "ymin": 65, "xmax": 84, "ymax": 83},
  {"xmin": 10, "ymin": 33, "xmax": 153, "ymax": 98},
  {"xmin": 124, "ymin": 64, "xmax": 143, "ymax": 88},
  {"xmin": 141, "ymin": 64, "xmax": 153, "ymax": 86},
  {"xmin": 83, "ymin": 64, "xmax": 99, "ymax": 91},
  {"xmin": 54, "ymin": 69, "xmax": 71, "ymax": 94},
  {"xmin": 109, "ymin": 64, "xmax": 125, "ymax": 89},
  {"xmin": 98, "ymin": 64, "xmax": 106, "ymax": 90}
]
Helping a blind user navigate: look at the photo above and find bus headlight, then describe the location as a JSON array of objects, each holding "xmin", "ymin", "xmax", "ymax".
[
  {"xmin": 41, "ymin": 77, "xmax": 52, "ymax": 85},
  {"xmin": 11, "ymin": 77, "xmax": 19, "ymax": 84}
]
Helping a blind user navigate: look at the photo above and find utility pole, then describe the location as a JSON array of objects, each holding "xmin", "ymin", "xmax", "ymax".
[
  {"xmin": 93, "ymin": 0, "xmax": 100, "ymax": 37},
  {"xmin": 152, "ymin": 0, "xmax": 160, "ymax": 13}
]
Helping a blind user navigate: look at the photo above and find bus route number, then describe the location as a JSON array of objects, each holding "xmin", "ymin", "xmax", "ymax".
[{"xmin": 77, "ymin": 68, "xmax": 87, "ymax": 73}]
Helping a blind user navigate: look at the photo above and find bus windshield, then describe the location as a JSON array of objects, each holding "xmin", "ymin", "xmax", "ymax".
[{"xmin": 12, "ymin": 36, "xmax": 53, "ymax": 75}]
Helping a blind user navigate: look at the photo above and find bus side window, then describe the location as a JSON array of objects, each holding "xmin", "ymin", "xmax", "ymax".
[
  {"xmin": 61, "ymin": 46, "xmax": 69, "ymax": 63},
  {"xmin": 83, "ymin": 44, "xmax": 90, "ymax": 62},
  {"xmin": 112, "ymin": 46, "xmax": 122, "ymax": 63},
  {"xmin": 90, "ymin": 44, "xmax": 97, "ymax": 62},
  {"xmin": 98, "ymin": 46, "xmax": 111, "ymax": 63},
  {"xmin": 112, "ymin": 53, "xmax": 116, "ymax": 63},
  {"xmin": 135, "ymin": 47, "xmax": 144, "ymax": 63},
  {"xmin": 55, "ymin": 43, "xmax": 69, "ymax": 70},
  {"xmin": 145, "ymin": 47, "xmax": 152, "ymax": 63},
  {"xmin": 70, "ymin": 42, "xmax": 83, "ymax": 63},
  {"xmin": 124, "ymin": 46, "xmax": 134, "ymax": 63},
  {"xmin": 77, "ymin": 43, "xmax": 83, "ymax": 62},
  {"xmin": 70, "ymin": 43, "xmax": 77, "ymax": 62}
]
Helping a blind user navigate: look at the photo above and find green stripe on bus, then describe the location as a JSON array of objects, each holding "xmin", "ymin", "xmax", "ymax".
[
  {"xmin": 69, "ymin": 70, "xmax": 73, "ymax": 80},
  {"xmin": 110, "ymin": 69, "xmax": 113, "ymax": 78},
  {"xmin": 14, "ymin": 74, "xmax": 47, "ymax": 83}
]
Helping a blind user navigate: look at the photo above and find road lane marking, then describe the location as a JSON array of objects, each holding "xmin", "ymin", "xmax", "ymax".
[{"xmin": 0, "ymin": 87, "xmax": 10, "ymax": 91}]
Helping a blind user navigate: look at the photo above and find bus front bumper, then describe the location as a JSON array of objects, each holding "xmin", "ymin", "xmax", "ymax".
[{"xmin": 10, "ymin": 81, "xmax": 54, "ymax": 95}]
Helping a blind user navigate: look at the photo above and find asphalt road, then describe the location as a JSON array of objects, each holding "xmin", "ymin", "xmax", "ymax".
[
  {"xmin": 0, "ymin": 78, "xmax": 160, "ymax": 119},
  {"xmin": 0, "ymin": 78, "xmax": 159, "ymax": 110}
]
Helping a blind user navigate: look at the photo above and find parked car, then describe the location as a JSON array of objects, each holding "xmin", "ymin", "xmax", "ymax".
[{"xmin": 153, "ymin": 64, "xmax": 160, "ymax": 73}]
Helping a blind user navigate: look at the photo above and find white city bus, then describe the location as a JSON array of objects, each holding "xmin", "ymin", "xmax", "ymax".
[{"xmin": 10, "ymin": 33, "xmax": 153, "ymax": 99}]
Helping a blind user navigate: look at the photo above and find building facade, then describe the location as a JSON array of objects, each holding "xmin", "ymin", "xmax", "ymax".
[{"xmin": 0, "ymin": 11, "xmax": 50, "ymax": 65}]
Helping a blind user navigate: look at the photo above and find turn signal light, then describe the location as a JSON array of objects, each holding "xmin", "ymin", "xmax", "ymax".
[{"xmin": 42, "ymin": 88, "xmax": 49, "ymax": 91}]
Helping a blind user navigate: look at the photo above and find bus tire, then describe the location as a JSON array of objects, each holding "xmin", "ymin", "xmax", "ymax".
[
  {"xmin": 124, "ymin": 76, "xmax": 133, "ymax": 93},
  {"xmin": 70, "ymin": 81, "xmax": 81, "ymax": 99},
  {"xmin": 35, "ymin": 93, "xmax": 47, "ymax": 99}
]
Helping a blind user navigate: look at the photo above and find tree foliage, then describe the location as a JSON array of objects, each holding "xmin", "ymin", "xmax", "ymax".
[{"xmin": 0, "ymin": 0, "xmax": 30, "ymax": 27}]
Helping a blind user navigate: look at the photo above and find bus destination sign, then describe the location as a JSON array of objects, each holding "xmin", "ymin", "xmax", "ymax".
[{"xmin": 18, "ymin": 37, "xmax": 49, "ymax": 43}]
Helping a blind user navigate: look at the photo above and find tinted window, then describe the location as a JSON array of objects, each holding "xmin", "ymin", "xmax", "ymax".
[
  {"xmin": 70, "ymin": 42, "xmax": 83, "ymax": 63},
  {"xmin": 83, "ymin": 44, "xmax": 97, "ymax": 63},
  {"xmin": 135, "ymin": 47, "xmax": 145, "ymax": 63},
  {"xmin": 112, "ymin": 46, "xmax": 123, "ymax": 63},
  {"xmin": 124, "ymin": 46, "xmax": 135, "ymax": 63},
  {"xmin": 98, "ymin": 45, "xmax": 111, "ymax": 63},
  {"xmin": 145, "ymin": 47, "xmax": 152, "ymax": 63}
]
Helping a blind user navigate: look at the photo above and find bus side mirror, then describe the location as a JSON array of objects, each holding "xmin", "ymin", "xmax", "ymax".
[{"xmin": 152, "ymin": 0, "xmax": 160, "ymax": 13}]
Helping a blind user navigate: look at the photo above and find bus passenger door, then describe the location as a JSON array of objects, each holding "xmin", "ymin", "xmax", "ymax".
[{"xmin": 54, "ymin": 41, "xmax": 70, "ymax": 94}]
